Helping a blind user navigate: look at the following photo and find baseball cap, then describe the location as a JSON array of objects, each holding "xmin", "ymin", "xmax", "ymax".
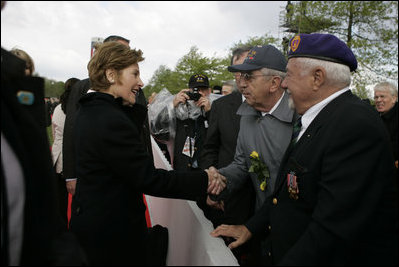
[
  {"xmin": 188, "ymin": 74, "xmax": 209, "ymax": 88},
  {"xmin": 228, "ymin": 45, "xmax": 287, "ymax": 73}
]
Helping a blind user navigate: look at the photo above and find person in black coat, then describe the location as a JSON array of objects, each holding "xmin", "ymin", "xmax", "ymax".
[
  {"xmin": 63, "ymin": 35, "xmax": 153, "ymax": 197},
  {"xmin": 1, "ymin": 47, "xmax": 87, "ymax": 265},
  {"xmin": 373, "ymin": 82, "xmax": 398, "ymax": 167},
  {"xmin": 373, "ymin": 81, "xmax": 398, "ymax": 208},
  {"xmin": 211, "ymin": 33, "xmax": 398, "ymax": 265},
  {"xmin": 172, "ymin": 74, "xmax": 212, "ymax": 171},
  {"xmin": 69, "ymin": 41, "xmax": 225, "ymax": 265},
  {"xmin": 1, "ymin": 46, "xmax": 58, "ymax": 266}
]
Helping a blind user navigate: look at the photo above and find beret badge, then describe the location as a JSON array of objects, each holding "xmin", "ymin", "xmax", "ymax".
[{"xmin": 290, "ymin": 35, "xmax": 301, "ymax": 52}]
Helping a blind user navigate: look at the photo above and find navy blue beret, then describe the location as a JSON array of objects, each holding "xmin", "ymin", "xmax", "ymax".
[{"xmin": 288, "ymin": 33, "xmax": 357, "ymax": 72}]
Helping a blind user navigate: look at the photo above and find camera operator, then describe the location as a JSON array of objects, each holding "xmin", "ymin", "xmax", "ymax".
[{"xmin": 172, "ymin": 74, "xmax": 212, "ymax": 171}]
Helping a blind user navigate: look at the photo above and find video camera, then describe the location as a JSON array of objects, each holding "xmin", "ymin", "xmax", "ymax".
[{"xmin": 186, "ymin": 87, "xmax": 201, "ymax": 101}]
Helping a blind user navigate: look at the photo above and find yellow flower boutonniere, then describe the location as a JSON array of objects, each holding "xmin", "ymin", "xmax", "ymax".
[{"xmin": 249, "ymin": 151, "xmax": 270, "ymax": 191}]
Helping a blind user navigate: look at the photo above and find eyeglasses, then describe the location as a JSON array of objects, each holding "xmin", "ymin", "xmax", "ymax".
[{"xmin": 238, "ymin": 73, "xmax": 272, "ymax": 82}]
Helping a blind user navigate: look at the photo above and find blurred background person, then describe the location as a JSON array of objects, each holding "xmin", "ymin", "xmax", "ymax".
[
  {"xmin": 373, "ymin": 81, "xmax": 398, "ymax": 205},
  {"xmin": 51, "ymin": 77, "xmax": 80, "ymax": 229},
  {"xmin": 172, "ymin": 74, "xmax": 212, "ymax": 171},
  {"xmin": 373, "ymin": 81, "xmax": 398, "ymax": 168},
  {"xmin": 10, "ymin": 47, "xmax": 35, "ymax": 76},
  {"xmin": 221, "ymin": 80, "xmax": 235, "ymax": 96},
  {"xmin": 9, "ymin": 47, "xmax": 51, "ymax": 129},
  {"xmin": 212, "ymin": 85, "xmax": 222, "ymax": 94},
  {"xmin": 148, "ymin": 92, "xmax": 157, "ymax": 105}
]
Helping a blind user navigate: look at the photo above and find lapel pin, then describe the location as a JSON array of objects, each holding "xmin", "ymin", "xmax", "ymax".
[{"xmin": 17, "ymin": 91, "xmax": 34, "ymax": 105}]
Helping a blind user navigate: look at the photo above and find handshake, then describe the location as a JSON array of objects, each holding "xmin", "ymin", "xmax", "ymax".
[{"xmin": 205, "ymin": 166, "xmax": 226, "ymax": 211}]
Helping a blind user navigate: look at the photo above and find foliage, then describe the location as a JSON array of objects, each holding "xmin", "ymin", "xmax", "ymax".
[
  {"xmin": 143, "ymin": 33, "xmax": 279, "ymax": 98},
  {"xmin": 229, "ymin": 34, "xmax": 281, "ymax": 52},
  {"xmin": 281, "ymin": 1, "xmax": 398, "ymax": 100},
  {"xmin": 44, "ymin": 78, "xmax": 64, "ymax": 98},
  {"xmin": 144, "ymin": 46, "xmax": 232, "ymax": 98},
  {"xmin": 47, "ymin": 125, "xmax": 53, "ymax": 146}
]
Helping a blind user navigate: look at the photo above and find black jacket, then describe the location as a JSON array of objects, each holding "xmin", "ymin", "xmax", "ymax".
[
  {"xmin": 173, "ymin": 110, "xmax": 209, "ymax": 171},
  {"xmin": 246, "ymin": 91, "xmax": 398, "ymax": 265},
  {"xmin": 63, "ymin": 81, "xmax": 153, "ymax": 179},
  {"xmin": 1, "ymin": 48, "xmax": 85, "ymax": 265},
  {"xmin": 70, "ymin": 92, "xmax": 208, "ymax": 265},
  {"xmin": 380, "ymin": 102, "xmax": 398, "ymax": 161},
  {"xmin": 198, "ymin": 91, "xmax": 255, "ymax": 227},
  {"xmin": 62, "ymin": 78, "xmax": 91, "ymax": 179},
  {"xmin": 200, "ymin": 91, "xmax": 242, "ymax": 168}
]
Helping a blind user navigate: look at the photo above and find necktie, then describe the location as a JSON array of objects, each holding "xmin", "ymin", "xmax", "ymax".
[{"xmin": 291, "ymin": 116, "xmax": 302, "ymax": 145}]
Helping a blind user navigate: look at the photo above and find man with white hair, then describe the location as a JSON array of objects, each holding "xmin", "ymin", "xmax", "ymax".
[
  {"xmin": 211, "ymin": 33, "xmax": 398, "ymax": 265},
  {"xmin": 374, "ymin": 82, "xmax": 398, "ymax": 168}
]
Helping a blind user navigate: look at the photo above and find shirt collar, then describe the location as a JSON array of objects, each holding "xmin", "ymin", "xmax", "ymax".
[
  {"xmin": 300, "ymin": 87, "xmax": 350, "ymax": 138},
  {"xmin": 261, "ymin": 91, "xmax": 286, "ymax": 116}
]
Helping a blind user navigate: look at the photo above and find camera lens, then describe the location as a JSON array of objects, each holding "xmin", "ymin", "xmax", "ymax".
[{"xmin": 187, "ymin": 88, "xmax": 201, "ymax": 101}]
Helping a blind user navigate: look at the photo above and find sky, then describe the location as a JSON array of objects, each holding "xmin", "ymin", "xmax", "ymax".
[{"xmin": 1, "ymin": 1, "xmax": 287, "ymax": 86}]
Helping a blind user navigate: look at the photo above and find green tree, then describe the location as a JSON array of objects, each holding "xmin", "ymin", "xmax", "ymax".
[
  {"xmin": 144, "ymin": 65, "xmax": 179, "ymax": 98},
  {"xmin": 44, "ymin": 78, "xmax": 64, "ymax": 98},
  {"xmin": 229, "ymin": 34, "xmax": 281, "ymax": 52},
  {"xmin": 282, "ymin": 1, "xmax": 339, "ymax": 35},
  {"xmin": 281, "ymin": 1, "xmax": 398, "ymax": 99},
  {"xmin": 143, "ymin": 46, "xmax": 232, "ymax": 97},
  {"xmin": 143, "ymin": 33, "xmax": 281, "ymax": 98}
]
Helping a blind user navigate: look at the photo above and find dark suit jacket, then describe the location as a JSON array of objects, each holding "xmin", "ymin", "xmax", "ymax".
[
  {"xmin": 198, "ymin": 91, "xmax": 255, "ymax": 226},
  {"xmin": 200, "ymin": 91, "xmax": 242, "ymax": 168},
  {"xmin": 70, "ymin": 92, "xmax": 208, "ymax": 265},
  {"xmin": 246, "ymin": 90, "xmax": 398, "ymax": 265},
  {"xmin": 62, "ymin": 78, "xmax": 91, "ymax": 179},
  {"xmin": 380, "ymin": 102, "xmax": 398, "ymax": 161}
]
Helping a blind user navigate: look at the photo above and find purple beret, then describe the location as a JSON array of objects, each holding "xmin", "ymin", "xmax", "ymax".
[{"xmin": 288, "ymin": 33, "xmax": 357, "ymax": 72}]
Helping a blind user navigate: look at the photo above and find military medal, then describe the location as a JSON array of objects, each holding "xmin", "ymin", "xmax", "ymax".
[{"xmin": 287, "ymin": 171, "xmax": 299, "ymax": 200}]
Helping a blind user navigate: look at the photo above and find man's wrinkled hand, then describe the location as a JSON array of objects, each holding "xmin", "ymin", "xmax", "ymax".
[
  {"xmin": 210, "ymin": 224, "xmax": 252, "ymax": 249},
  {"xmin": 196, "ymin": 96, "xmax": 211, "ymax": 112}
]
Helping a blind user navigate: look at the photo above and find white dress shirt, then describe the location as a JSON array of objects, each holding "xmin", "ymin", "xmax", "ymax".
[{"xmin": 298, "ymin": 87, "xmax": 350, "ymax": 141}]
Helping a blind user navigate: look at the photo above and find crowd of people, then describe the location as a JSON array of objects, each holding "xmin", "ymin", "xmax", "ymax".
[{"xmin": 1, "ymin": 1, "xmax": 398, "ymax": 265}]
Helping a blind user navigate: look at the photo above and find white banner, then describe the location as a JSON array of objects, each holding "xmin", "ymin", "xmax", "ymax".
[{"xmin": 145, "ymin": 136, "xmax": 239, "ymax": 266}]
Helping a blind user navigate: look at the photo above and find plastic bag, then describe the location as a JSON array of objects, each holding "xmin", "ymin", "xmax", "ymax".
[
  {"xmin": 148, "ymin": 88, "xmax": 176, "ymax": 144},
  {"xmin": 175, "ymin": 93, "xmax": 222, "ymax": 121},
  {"xmin": 175, "ymin": 100, "xmax": 202, "ymax": 121}
]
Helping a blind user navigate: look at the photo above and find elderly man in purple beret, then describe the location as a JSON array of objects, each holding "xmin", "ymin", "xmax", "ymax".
[{"xmin": 211, "ymin": 33, "xmax": 398, "ymax": 265}]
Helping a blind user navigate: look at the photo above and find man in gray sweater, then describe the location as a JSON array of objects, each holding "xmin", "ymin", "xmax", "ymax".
[{"xmin": 209, "ymin": 45, "xmax": 295, "ymax": 261}]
